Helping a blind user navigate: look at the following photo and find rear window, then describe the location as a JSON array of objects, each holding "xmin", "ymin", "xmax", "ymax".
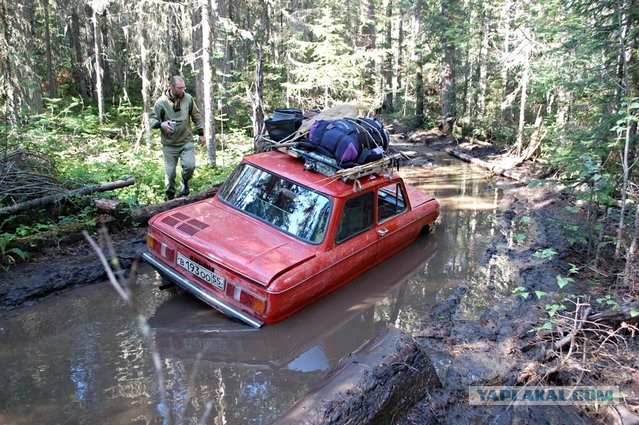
[{"xmin": 218, "ymin": 163, "xmax": 331, "ymax": 243}]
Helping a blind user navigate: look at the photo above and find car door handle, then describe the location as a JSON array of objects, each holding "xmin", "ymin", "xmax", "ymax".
[{"xmin": 377, "ymin": 228, "xmax": 389, "ymax": 236}]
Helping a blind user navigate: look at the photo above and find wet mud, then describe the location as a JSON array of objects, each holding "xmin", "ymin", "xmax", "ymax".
[{"xmin": 0, "ymin": 131, "xmax": 634, "ymax": 424}]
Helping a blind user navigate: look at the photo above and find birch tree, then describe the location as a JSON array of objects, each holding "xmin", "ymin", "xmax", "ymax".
[
  {"xmin": 90, "ymin": 0, "xmax": 105, "ymax": 123},
  {"xmin": 137, "ymin": 1, "xmax": 152, "ymax": 148}
]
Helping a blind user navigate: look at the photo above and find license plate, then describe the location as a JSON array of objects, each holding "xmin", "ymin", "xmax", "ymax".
[{"xmin": 176, "ymin": 252, "xmax": 226, "ymax": 291}]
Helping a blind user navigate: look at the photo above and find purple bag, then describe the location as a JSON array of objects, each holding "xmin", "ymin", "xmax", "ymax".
[{"xmin": 309, "ymin": 120, "xmax": 361, "ymax": 165}]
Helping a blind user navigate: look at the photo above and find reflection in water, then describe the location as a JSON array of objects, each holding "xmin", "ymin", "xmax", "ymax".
[{"xmin": 0, "ymin": 148, "xmax": 504, "ymax": 424}]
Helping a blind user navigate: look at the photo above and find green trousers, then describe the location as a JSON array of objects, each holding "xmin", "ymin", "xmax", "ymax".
[{"xmin": 162, "ymin": 142, "xmax": 195, "ymax": 197}]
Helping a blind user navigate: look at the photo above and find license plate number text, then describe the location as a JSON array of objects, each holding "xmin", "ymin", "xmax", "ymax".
[{"xmin": 176, "ymin": 252, "xmax": 225, "ymax": 291}]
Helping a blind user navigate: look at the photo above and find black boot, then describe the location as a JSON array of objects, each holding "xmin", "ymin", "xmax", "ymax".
[
  {"xmin": 179, "ymin": 180, "xmax": 190, "ymax": 197},
  {"xmin": 166, "ymin": 190, "xmax": 175, "ymax": 201}
]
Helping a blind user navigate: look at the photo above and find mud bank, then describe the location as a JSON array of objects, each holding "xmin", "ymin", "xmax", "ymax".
[
  {"xmin": 392, "ymin": 133, "xmax": 636, "ymax": 425},
  {"xmin": 276, "ymin": 325, "xmax": 441, "ymax": 425},
  {"xmin": 0, "ymin": 230, "xmax": 146, "ymax": 309},
  {"xmin": 0, "ymin": 188, "xmax": 227, "ymax": 310}
]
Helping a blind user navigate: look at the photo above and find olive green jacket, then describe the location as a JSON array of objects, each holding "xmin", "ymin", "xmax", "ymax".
[{"xmin": 149, "ymin": 90, "xmax": 204, "ymax": 147}]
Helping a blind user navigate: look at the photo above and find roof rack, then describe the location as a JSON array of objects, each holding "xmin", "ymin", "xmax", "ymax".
[{"xmin": 284, "ymin": 147, "xmax": 403, "ymax": 181}]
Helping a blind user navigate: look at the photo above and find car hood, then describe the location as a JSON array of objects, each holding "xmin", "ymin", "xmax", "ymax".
[{"xmin": 150, "ymin": 198, "xmax": 316, "ymax": 287}]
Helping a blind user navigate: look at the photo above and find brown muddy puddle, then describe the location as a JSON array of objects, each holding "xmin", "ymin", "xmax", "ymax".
[{"xmin": 0, "ymin": 147, "xmax": 502, "ymax": 424}]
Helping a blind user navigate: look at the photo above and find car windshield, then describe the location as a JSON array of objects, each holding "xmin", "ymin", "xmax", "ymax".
[{"xmin": 218, "ymin": 163, "xmax": 331, "ymax": 243}]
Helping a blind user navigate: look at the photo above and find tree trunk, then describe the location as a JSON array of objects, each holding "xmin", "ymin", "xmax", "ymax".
[
  {"xmin": 130, "ymin": 187, "xmax": 219, "ymax": 225},
  {"xmin": 360, "ymin": 0, "xmax": 376, "ymax": 96},
  {"xmin": 98, "ymin": 9, "xmax": 113, "ymax": 101},
  {"xmin": 614, "ymin": 0, "xmax": 636, "ymax": 262},
  {"xmin": 169, "ymin": 4, "xmax": 183, "ymax": 77},
  {"xmin": 252, "ymin": 39, "xmax": 265, "ymax": 147},
  {"xmin": 90, "ymin": 3, "xmax": 104, "ymax": 123},
  {"xmin": 382, "ymin": 0, "xmax": 393, "ymax": 113},
  {"xmin": 195, "ymin": 0, "xmax": 215, "ymax": 165},
  {"xmin": 520, "ymin": 104, "xmax": 543, "ymax": 160},
  {"xmin": 397, "ymin": 12, "xmax": 404, "ymax": 93},
  {"xmin": 415, "ymin": 70, "xmax": 424, "ymax": 128},
  {"xmin": 440, "ymin": 47, "xmax": 456, "ymax": 133},
  {"xmin": 413, "ymin": 0, "xmax": 425, "ymax": 127},
  {"xmin": 478, "ymin": 8, "xmax": 489, "ymax": 115},
  {"xmin": 70, "ymin": 10, "xmax": 90, "ymax": 102},
  {"xmin": 439, "ymin": 0, "xmax": 457, "ymax": 134},
  {"xmin": 0, "ymin": 178, "xmax": 135, "ymax": 216},
  {"xmin": 514, "ymin": 47, "xmax": 530, "ymax": 156},
  {"xmin": 42, "ymin": 0, "xmax": 57, "ymax": 98},
  {"xmin": 2, "ymin": 0, "xmax": 43, "ymax": 121},
  {"xmin": 500, "ymin": 0, "xmax": 517, "ymax": 123},
  {"xmin": 625, "ymin": 205, "xmax": 639, "ymax": 288},
  {"xmin": 215, "ymin": 0, "xmax": 233, "ymax": 123},
  {"xmin": 138, "ymin": 5, "xmax": 151, "ymax": 149}
]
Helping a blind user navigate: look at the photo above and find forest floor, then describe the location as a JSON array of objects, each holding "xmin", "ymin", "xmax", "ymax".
[
  {"xmin": 1, "ymin": 129, "xmax": 637, "ymax": 424},
  {"xmin": 393, "ymin": 130, "xmax": 639, "ymax": 425}
]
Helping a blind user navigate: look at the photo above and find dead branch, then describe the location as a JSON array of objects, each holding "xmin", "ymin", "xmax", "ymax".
[
  {"xmin": 548, "ymin": 307, "xmax": 591, "ymax": 357},
  {"xmin": 590, "ymin": 301, "xmax": 639, "ymax": 328},
  {"xmin": 0, "ymin": 177, "xmax": 135, "ymax": 216}
]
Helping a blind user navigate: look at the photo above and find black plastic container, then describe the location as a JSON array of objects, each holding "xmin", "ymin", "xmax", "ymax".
[{"xmin": 265, "ymin": 108, "xmax": 303, "ymax": 142}]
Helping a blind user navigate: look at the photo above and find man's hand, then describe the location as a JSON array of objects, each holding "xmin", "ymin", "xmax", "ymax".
[
  {"xmin": 161, "ymin": 121, "xmax": 175, "ymax": 134},
  {"xmin": 198, "ymin": 135, "xmax": 206, "ymax": 146}
]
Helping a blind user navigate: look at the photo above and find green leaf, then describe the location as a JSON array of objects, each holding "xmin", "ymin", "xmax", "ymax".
[
  {"xmin": 546, "ymin": 303, "xmax": 566, "ymax": 317},
  {"xmin": 568, "ymin": 263, "xmax": 579, "ymax": 275},
  {"xmin": 535, "ymin": 291, "xmax": 547, "ymax": 299},
  {"xmin": 512, "ymin": 286, "xmax": 529, "ymax": 299},
  {"xmin": 533, "ymin": 248, "xmax": 557, "ymax": 261},
  {"xmin": 556, "ymin": 275, "xmax": 574, "ymax": 289},
  {"xmin": 630, "ymin": 308, "xmax": 639, "ymax": 318},
  {"xmin": 596, "ymin": 295, "xmax": 618, "ymax": 309},
  {"xmin": 541, "ymin": 321, "xmax": 554, "ymax": 330}
]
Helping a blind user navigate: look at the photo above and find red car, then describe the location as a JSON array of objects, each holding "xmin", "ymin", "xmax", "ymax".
[{"xmin": 142, "ymin": 150, "xmax": 439, "ymax": 327}]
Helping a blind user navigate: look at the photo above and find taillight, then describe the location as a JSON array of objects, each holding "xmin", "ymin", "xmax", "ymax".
[
  {"xmin": 146, "ymin": 234, "xmax": 175, "ymax": 262},
  {"xmin": 146, "ymin": 234, "xmax": 157, "ymax": 250},
  {"xmin": 243, "ymin": 292, "xmax": 267, "ymax": 314},
  {"xmin": 229, "ymin": 284, "xmax": 267, "ymax": 314}
]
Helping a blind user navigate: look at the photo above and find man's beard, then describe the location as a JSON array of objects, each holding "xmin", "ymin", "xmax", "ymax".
[{"xmin": 168, "ymin": 89, "xmax": 183, "ymax": 111}]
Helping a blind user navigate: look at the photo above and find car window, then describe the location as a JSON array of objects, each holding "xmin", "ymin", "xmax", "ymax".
[
  {"xmin": 377, "ymin": 182, "xmax": 407, "ymax": 222},
  {"xmin": 218, "ymin": 163, "xmax": 331, "ymax": 243},
  {"xmin": 336, "ymin": 192, "xmax": 374, "ymax": 243}
]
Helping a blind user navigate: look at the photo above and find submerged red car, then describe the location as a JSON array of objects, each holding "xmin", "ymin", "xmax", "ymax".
[{"xmin": 142, "ymin": 149, "xmax": 439, "ymax": 327}]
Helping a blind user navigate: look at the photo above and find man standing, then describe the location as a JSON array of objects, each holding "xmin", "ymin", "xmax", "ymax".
[{"xmin": 149, "ymin": 76, "xmax": 206, "ymax": 200}]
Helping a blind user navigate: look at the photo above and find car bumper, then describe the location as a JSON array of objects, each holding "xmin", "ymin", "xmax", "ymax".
[{"xmin": 141, "ymin": 251, "xmax": 264, "ymax": 328}]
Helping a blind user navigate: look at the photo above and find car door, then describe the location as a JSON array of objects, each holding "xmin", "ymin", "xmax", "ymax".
[
  {"xmin": 375, "ymin": 181, "xmax": 416, "ymax": 261},
  {"xmin": 326, "ymin": 190, "xmax": 379, "ymax": 287}
]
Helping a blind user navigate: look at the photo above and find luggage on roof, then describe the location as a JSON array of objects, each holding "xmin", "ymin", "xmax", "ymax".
[{"xmin": 264, "ymin": 108, "xmax": 303, "ymax": 142}]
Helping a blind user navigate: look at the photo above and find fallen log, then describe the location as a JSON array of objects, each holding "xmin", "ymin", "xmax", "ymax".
[
  {"xmin": 0, "ymin": 177, "xmax": 135, "ymax": 216},
  {"xmin": 130, "ymin": 186, "xmax": 219, "ymax": 225},
  {"xmin": 446, "ymin": 148, "xmax": 534, "ymax": 182},
  {"xmin": 9, "ymin": 186, "xmax": 220, "ymax": 254}
]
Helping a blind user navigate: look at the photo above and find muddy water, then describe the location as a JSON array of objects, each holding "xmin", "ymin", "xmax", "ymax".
[{"xmin": 0, "ymin": 148, "xmax": 500, "ymax": 425}]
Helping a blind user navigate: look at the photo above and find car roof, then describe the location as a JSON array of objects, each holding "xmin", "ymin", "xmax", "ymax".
[{"xmin": 243, "ymin": 150, "xmax": 397, "ymax": 198}]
